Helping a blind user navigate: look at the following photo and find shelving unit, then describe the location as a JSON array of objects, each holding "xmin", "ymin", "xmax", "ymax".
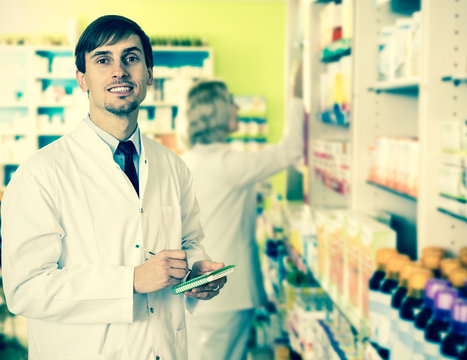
[
  {"xmin": 281, "ymin": 0, "xmax": 467, "ymax": 358},
  {"xmin": 0, "ymin": 45, "xmax": 213, "ymax": 187}
]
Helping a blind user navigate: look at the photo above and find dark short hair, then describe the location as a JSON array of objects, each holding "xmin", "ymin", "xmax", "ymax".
[{"xmin": 75, "ymin": 15, "xmax": 153, "ymax": 73}]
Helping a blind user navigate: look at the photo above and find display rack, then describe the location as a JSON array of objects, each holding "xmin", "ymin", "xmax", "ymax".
[
  {"xmin": 283, "ymin": 0, "xmax": 467, "ymax": 357},
  {"xmin": 0, "ymin": 45, "xmax": 213, "ymax": 187}
]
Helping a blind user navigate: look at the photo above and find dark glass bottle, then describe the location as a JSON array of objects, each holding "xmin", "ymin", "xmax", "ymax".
[
  {"xmin": 389, "ymin": 262, "xmax": 423, "ymax": 354},
  {"xmin": 411, "ymin": 279, "xmax": 450, "ymax": 360},
  {"xmin": 377, "ymin": 254, "xmax": 410, "ymax": 359},
  {"xmin": 448, "ymin": 268, "xmax": 467, "ymax": 299},
  {"xmin": 440, "ymin": 299, "xmax": 467, "ymax": 359},
  {"xmin": 369, "ymin": 248, "xmax": 398, "ymax": 350},
  {"xmin": 424, "ymin": 288, "xmax": 458, "ymax": 359},
  {"xmin": 390, "ymin": 269, "xmax": 432, "ymax": 359},
  {"xmin": 421, "ymin": 252, "xmax": 443, "ymax": 279}
]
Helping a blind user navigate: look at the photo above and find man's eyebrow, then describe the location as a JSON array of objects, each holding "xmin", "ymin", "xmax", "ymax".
[
  {"xmin": 122, "ymin": 46, "xmax": 143, "ymax": 55},
  {"xmin": 89, "ymin": 47, "xmax": 142, "ymax": 59},
  {"xmin": 90, "ymin": 50, "xmax": 111, "ymax": 59}
]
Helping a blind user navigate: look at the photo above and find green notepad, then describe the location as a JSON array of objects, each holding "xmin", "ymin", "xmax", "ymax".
[{"xmin": 172, "ymin": 264, "xmax": 236, "ymax": 295}]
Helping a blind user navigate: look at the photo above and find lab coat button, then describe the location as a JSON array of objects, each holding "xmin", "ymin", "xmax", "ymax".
[
  {"xmin": 140, "ymin": 208, "xmax": 144, "ymax": 214},
  {"xmin": 155, "ymin": 356, "xmax": 160, "ymax": 360},
  {"xmin": 150, "ymin": 307, "xmax": 154, "ymax": 313},
  {"xmin": 145, "ymin": 159, "xmax": 148, "ymax": 164}
]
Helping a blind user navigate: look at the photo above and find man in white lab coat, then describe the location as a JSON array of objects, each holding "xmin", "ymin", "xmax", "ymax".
[
  {"xmin": 1, "ymin": 15, "xmax": 226, "ymax": 360},
  {"xmin": 182, "ymin": 65, "xmax": 304, "ymax": 360}
]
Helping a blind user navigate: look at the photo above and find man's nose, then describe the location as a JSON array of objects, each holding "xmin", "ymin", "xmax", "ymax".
[{"xmin": 112, "ymin": 61, "xmax": 129, "ymax": 79}]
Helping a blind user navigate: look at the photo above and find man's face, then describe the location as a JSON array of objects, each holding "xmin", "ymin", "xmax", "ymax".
[{"xmin": 76, "ymin": 34, "xmax": 153, "ymax": 117}]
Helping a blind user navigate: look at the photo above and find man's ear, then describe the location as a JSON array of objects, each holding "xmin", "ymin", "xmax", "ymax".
[
  {"xmin": 76, "ymin": 70, "xmax": 88, "ymax": 92},
  {"xmin": 147, "ymin": 67, "xmax": 154, "ymax": 86}
]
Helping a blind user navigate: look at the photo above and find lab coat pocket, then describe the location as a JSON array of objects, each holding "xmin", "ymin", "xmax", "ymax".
[{"xmin": 162, "ymin": 205, "xmax": 182, "ymax": 249}]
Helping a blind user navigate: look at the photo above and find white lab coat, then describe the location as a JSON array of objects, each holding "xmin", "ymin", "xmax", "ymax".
[
  {"xmin": 182, "ymin": 98, "xmax": 304, "ymax": 314},
  {"xmin": 1, "ymin": 119, "xmax": 207, "ymax": 360}
]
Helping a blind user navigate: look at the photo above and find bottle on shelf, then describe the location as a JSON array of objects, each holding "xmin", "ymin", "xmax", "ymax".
[
  {"xmin": 421, "ymin": 252, "xmax": 443, "ymax": 279},
  {"xmin": 389, "ymin": 261, "xmax": 423, "ymax": 355},
  {"xmin": 423, "ymin": 288, "xmax": 458, "ymax": 359},
  {"xmin": 391, "ymin": 269, "xmax": 433, "ymax": 360},
  {"xmin": 439, "ymin": 299, "xmax": 467, "ymax": 359},
  {"xmin": 448, "ymin": 268, "xmax": 467, "ymax": 299},
  {"xmin": 377, "ymin": 254, "xmax": 410, "ymax": 359},
  {"xmin": 411, "ymin": 278, "xmax": 451, "ymax": 360},
  {"xmin": 422, "ymin": 247, "xmax": 446, "ymax": 258},
  {"xmin": 440, "ymin": 258, "xmax": 462, "ymax": 280},
  {"xmin": 460, "ymin": 247, "xmax": 467, "ymax": 267},
  {"xmin": 369, "ymin": 247, "xmax": 399, "ymax": 350}
]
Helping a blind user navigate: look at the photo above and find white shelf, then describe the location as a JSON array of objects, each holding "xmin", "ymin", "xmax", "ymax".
[
  {"xmin": 35, "ymin": 74, "xmax": 76, "ymax": 80},
  {"xmin": 442, "ymin": 74, "xmax": 467, "ymax": 85},
  {"xmin": 152, "ymin": 46, "xmax": 212, "ymax": 52},
  {"xmin": 140, "ymin": 102, "xmax": 177, "ymax": 107},
  {"xmin": 0, "ymin": 104, "xmax": 29, "ymax": 109},
  {"xmin": 369, "ymin": 79, "xmax": 420, "ymax": 92}
]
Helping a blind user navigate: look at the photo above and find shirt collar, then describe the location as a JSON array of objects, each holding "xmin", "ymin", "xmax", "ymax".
[{"xmin": 84, "ymin": 114, "xmax": 141, "ymax": 156}]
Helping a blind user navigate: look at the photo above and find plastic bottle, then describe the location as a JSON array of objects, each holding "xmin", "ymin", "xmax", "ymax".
[
  {"xmin": 377, "ymin": 254, "xmax": 410, "ymax": 359},
  {"xmin": 439, "ymin": 299, "xmax": 467, "ymax": 359},
  {"xmin": 448, "ymin": 268, "xmax": 467, "ymax": 299},
  {"xmin": 389, "ymin": 261, "xmax": 423, "ymax": 358},
  {"xmin": 369, "ymin": 248, "xmax": 399, "ymax": 350},
  {"xmin": 423, "ymin": 288, "xmax": 458, "ymax": 359},
  {"xmin": 440, "ymin": 258, "xmax": 462, "ymax": 279},
  {"xmin": 411, "ymin": 278, "xmax": 451, "ymax": 360},
  {"xmin": 422, "ymin": 252, "xmax": 443, "ymax": 279},
  {"xmin": 422, "ymin": 247, "xmax": 445, "ymax": 258},
  {"xmin": 460, "ymin": 247, "xmax": 467, "ymax": 268},
  {"xmin": 390, "ymin": 269, "xmax": 432, "ymax": 359}
]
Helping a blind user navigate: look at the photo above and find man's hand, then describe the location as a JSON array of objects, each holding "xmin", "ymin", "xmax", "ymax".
[
  {"xmin": 134, "ymin": 250, "xmax": 189, "ymax": 294},
  {"xmin": 183, "ymin": 260, "xmax": 227, "ymax": 300}
]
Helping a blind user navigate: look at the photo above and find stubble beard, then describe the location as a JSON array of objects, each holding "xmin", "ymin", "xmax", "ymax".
[{"xmin": 104, "ymin": 98, "xmax": 139, "ymax": 116}]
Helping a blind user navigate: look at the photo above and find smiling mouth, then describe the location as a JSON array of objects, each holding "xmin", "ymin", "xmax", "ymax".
[{"xmin": 108, "ymin": 86, "xmax": 134, "ymax": 94}]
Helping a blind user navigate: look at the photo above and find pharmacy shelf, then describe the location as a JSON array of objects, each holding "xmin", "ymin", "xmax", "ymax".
[
  {"xmin": 439, "ymin": 193, "xmax": 467, "ymax": 204},
  {"xmin": 366, "ymin": 181, "xmax": 417, "ymax": 201},
  {"xmin": 437, "ymin": 208, "xmax": 467, "ymax": 223},
  {"xmin": 441, "ymin": 74, "xmax": 467, "ymax": 86},
  {"xmin": 140, "ymin": 102, "xmax": 178, "ymax": 108},
  {"xmin": 0, "ymin": 104, "xmax": 29, "ymax": 109},
  {"xmin": 35, "ymin": 74, "xmax": 76, "ymax": 80},
  {"xmin": 284, "ymin": 242, "xmax": 363, "ymax": 337},
  {"xmin": 368, "ymin": 79, "xmax": 420, "ymax": 93}
]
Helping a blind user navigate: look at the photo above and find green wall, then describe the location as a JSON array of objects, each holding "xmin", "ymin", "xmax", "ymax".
[{"xmin": 1, "ymin": 0, "xmax": 288, "ymax": 194}]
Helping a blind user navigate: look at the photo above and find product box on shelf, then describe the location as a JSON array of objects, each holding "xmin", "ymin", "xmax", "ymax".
[
  {"xmin": 359, "ymin": 216, "xmax": 396, "ymax": 324},
  {"xmin": 439, "ymin": 164, "xmax": 467, "ymax": 201},
  {"xmin": 314, "ymin": 209, "xmax": 333, "ymax": 289},
  {"xmin": 328, "ymin": 211, "xmax": 348, "ymax": 305},
  {"xmin": 440, "ymin": 120, "xmax": 467, "ymax": 152},
  {"xmin": 345, "ymin": 213, "xmax": 362, "ymax": 324}
]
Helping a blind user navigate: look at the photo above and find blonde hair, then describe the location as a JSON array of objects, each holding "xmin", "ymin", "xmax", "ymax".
[{"xmin": 186, "ymin": 80, "xmax": 231, "ymax": 147}]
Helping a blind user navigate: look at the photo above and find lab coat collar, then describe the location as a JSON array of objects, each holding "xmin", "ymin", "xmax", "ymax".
[{"xmin": 84, "ymin": 114, "xmax": 141, "ymax": 157}]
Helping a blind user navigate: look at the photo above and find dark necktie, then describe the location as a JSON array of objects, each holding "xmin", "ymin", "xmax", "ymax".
[{"xmin": 117, "ymin": 141, "xmax": 139, "ymax": 196}]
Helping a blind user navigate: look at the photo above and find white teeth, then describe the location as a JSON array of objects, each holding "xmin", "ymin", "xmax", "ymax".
[{"xmin": 109, "ymin": 86, "xmax": 131, "ymax": 93}]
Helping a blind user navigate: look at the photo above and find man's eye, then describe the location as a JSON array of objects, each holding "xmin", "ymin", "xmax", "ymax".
[
  {"xmin": 125, "ymin": 55, "xmax": 139, "ymax": 63},
  {"xmin": 96, "ymin": 58, "xmax": 109, "ymax": 64}
]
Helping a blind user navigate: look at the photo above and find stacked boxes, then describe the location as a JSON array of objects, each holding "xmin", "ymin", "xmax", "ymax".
[
  {"xmin": 313, "ymin": 139, "xmax": 351, "ymax": 194},
  {"xmin": 312, "ymin": 210, "xmax": 396, "ymax": 328},
  {"xmin": 367, "ymin": 136, "xmax": 419, "ymax": 197},
  {"xmin": 438, "ymin": 120, "xmax": 467, "ymax": 217}
]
